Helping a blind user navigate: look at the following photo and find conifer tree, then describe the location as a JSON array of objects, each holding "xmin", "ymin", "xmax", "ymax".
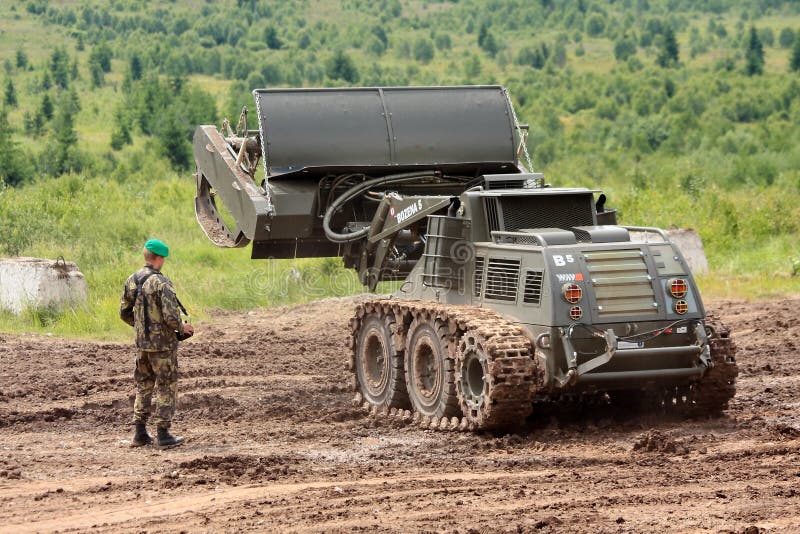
[
  {"xmin": 53, "ymin": 103, "xmax": 78, "ymax": 175},
  {"xmin": 657, "ymin": 27, "xmax": 679, "ymax": 67},
  {"xmin": 130, "ymin": 54, "xmax": 143, "ymax": 81},
  {"xmin": 745, "ymin": 26, "xmax": 765, "ymax": 76},
  {"xmin": 40, "ymin": 93, "xmax": 53, "ymax": 120},
  {"xmin": 51, "ymin": 47, "xmax": 70, "ymax": 88},
  {"xmin": 0, "ymin": 107, "xmax": 29, "ymax": 186},
  {"xmin": 4, "ymin": 78, "xmax": 17, "ymax": 107},
  {"xmin": 15, "ymin": 49, "xmax": 27, "ymax": 70},
  {"xmin": 791, "ymin": 34, "xmax": 800, "ymax": 72}
]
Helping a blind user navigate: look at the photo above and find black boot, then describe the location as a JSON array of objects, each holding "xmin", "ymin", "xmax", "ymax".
[
  {"xmin": 156, "ymin": 426, "xmax": 185, "ymax": 449},
  {"xmin": 131, "ymin": 423, "xmax": 153, "ymax": 447}
]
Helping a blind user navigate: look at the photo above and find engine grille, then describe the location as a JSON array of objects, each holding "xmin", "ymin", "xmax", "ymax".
[
  {"xmin": 473, "ymin": 256, "xmax": 485, "ymax": 298},
  {"xmin": 523, "ymin": 270, "xmax": 544, "ymax": 304},
  {"xmin": 484, "ymin": 258, "xmax": 520, "ymax": 302},
  {"xmin": 584, "ymin": 249, "xmax": 658, "ymax": 318},
  {"xmin": 484, "ymin": 195, "xmax": 594, "ymax": 232},
  {"xmin": 485, "ymin": 179, "xmax": 526, "ymax": 189}
]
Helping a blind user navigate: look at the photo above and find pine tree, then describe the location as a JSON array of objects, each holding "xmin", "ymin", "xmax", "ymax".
[
  {"xmin": 70, "ymin": 58, "xmax": 80, "ymax": 81},
  {"xmin": 325, "ymin": 50, "xmax": 359, "ymax": 83},
  {"xmin": 264, "ymin": 26, "xmax": 282, "ymax": 50},
  {"xmin": 51, "ymin": 47, "xmax": 70, "ymax": 88},
  {"xmin": 53, "ymin": 103, "xmax": 78, "ymax": 175},
  {"xmin": 156, "ymin": 107, "xmax": 191, "ymax": 169},
  {"xmin": 0, "ymin": 107, "xmax": 29, "ymax": 186},
  {"xmin": 130, "ymin": 54, "xmax": 143, "ymax": 81},
  {"xmin": 4, "ymin": 78, "xmax": 17, "ymax": 107},
  {"xmin": 110, "ymin": 119, "xmax": 132, "ymax": 150},
  {"xmin": 90, "ymin": 42, "xmax": 112, "ymax": 72},
  {"xmin": 40, "ymin": 93, "xmax": 53, "ymax": 120},
  {"xmin": 15, "ymin": 49, "xmax": 27, "ymax": 70},
  {"xmin": 89, "ymin": 59, "xmax": 104, "ymax": 88},
  {"xmin": 791, "ymin": 34, "xmax": 800, "ymax": 72},
  {"xmin": 745, "ymin": 26, "xmax": 765, "ymax": 76},
  {"xmin": 477, "ymin": 23, "xmax": 499, "ymax": 56},
  {"xmin": 657, "ymin": 27, "xmax": 679, "ymax": 67},
  {"xmin": 41, "ymin": 70, "xmax": 52, "ymax": 90}
]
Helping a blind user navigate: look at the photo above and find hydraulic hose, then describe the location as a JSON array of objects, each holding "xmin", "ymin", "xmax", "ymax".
[{"xmin": 322, "ymin": 172, "xmax": 437, "ymax": 243}]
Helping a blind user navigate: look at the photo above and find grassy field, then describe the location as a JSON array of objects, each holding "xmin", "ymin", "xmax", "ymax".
[
  {"xmin": 2, "ymin": 0, "xmax": 800, "ymax": 338},
  {"xmin": 1, "ymin": 167, "xmax": 798, "ymax": 341}
]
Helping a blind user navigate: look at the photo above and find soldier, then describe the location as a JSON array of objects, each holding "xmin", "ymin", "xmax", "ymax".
[{"xmin": 120, "ymin": 239, "xmax": 193, "ymax": 449}]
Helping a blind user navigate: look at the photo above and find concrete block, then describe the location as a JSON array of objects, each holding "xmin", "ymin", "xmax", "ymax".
[
  {"xmin": 0, "ymin": 257, "xmax": 88, "ymax": 314},
  {"xmin": 666, "ymin": 229, "xmax": 709, "ymax": 275},
  {"xmin": 631, "ymin": 228, "xmax": 709, "ymax": 275}
]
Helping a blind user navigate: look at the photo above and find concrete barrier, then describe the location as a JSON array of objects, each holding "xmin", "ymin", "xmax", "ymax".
[
  {"xmin": 666, "ymin": 229, "xmax": 709, "ymax": 274},
  {"xmin": 0, "ymin": 257, "xmax": 88, "ymax": 315}
]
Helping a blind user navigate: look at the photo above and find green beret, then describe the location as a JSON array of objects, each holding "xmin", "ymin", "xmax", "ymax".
[{"xmin": 144, "ymin": 238, "xmax": 169, "ymax": 258}]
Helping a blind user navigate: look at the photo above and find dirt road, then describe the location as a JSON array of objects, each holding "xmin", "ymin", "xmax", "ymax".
[{"xmin": 0, "ymin": 297, "xmax": 798, "ymax": 533}]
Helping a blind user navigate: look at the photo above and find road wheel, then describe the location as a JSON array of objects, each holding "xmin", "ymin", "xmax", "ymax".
[
  {"xmin": 404, "ymin": 318, "xmax": 460, "ymax": 419},
  {"xmin": 456, "ymin": 329, "xmax": 537, "ymax": 429},
  {"xmin": 354, "ymin": 312, "xmax": 409, "ymax": 411}
]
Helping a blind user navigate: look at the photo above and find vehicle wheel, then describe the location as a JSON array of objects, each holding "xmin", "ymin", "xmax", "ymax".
[
  {"xmin": 354, "ymin": 312, "xmax": 409, "ymax": 410},
  {"xmin": 404, "ymin": 318, "xmax": 460, "ymax": 419},
  {"xmin": 456, "ymin": 328, "xmax": 537, "ymax": 429},
  {"xmin": 457, "ymin": 332, "xmax": 490, "ymax": 417}
]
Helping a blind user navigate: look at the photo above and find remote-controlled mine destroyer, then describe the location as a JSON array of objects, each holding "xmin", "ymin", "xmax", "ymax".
[{"xmin": 192, "ymin": 86, "xmax": 737, "ymax": 430}]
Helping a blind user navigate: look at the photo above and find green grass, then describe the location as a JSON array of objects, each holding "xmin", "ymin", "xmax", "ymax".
[
  {"xmin": 0, "ymin": 166, "xmax": 379, "ymax": 339},
  {"xmin": 3, "ymin": 0, "xmax": 800, "ymax": 338},
  {"xmin": 1, "ymin": 165, "xmax": 798, "ymax": 340}
]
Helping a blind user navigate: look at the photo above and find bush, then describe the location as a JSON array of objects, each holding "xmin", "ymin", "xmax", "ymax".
[
  {"xmin": 585, "ymin": 14, "xmax": 605, "ymax": 37},
  {"xmin": 779, "ymin": 27, "xmax": 795, "ymax": 49},
  {"xmin": 326, "ymin": 50, "xmax": 359, "ymax": 82},
  {"xmin": 413, "ymin": 37, "xmax": 435, "ymax": 63}
]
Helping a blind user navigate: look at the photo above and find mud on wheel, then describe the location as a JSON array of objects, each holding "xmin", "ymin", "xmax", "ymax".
[
  {"xmin": 404, "ymin": 317, "xmax": 460, "ymax": 420},
  {"xmin": 350, "ymin": 299, "xmax": 542, "ymax": 431},
  {"xmin": 351, "ymin": 309, "xmax": 410, "ymax": 411},
  {"xmin": 685, "ymin": 315, "xmax": 738, "ymax": 416},
  {"xmin": 455, "ymin": 327, "xmax": 538, "ymax": 429}
]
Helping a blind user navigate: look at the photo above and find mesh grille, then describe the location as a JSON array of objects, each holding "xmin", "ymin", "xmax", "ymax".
[
  {"xmin": 523, "ymin": 270, "xmax": 544, "ymax": 304},
  {"xmin": 492, "ymin": 232, "xmax": 542, "ymax": 246},
  {"xmin": 485, "ymin": 179, "xmax": 526, "ymax": 190},
  {"xmin": 473, "ymin": 257, "xmax": 485, "ymax": 298},
  {"xmin": 485, "ymin": 258, "xmax": 520, "ymax": 302},
  {"xmin": 571, "ymin": 228, "xmax": 593, "ymax": 243},
  {"xmin": 485, "ymin": 195, "xmax": 594, "ymax": 232},
  {"xmin": 485, "ymin": 198, "xmax": 500, "ymax": 232}
]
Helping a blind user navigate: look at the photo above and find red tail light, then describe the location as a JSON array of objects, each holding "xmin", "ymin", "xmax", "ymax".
[
  {"xmin": 569, "ymin": 306, "xmax": 583, "ymax": 321},
  {"xmin": 668, "ymin": 278, "xmax": 688, "ymax": 298},
  {"xmin": 674, "ymin": 300, "xmax": 688, "ymax": 314},
  {"xmin": 562, "ymin": 283, "xmax": 583, "ymax": 303}
]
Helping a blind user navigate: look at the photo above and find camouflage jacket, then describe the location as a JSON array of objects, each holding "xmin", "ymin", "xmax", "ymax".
[{"xmin": 120, "ymin": 265, "xmax": 185, "ymax": 352}]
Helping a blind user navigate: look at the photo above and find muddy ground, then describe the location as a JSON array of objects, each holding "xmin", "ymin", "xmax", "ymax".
[{"xmin": 0, "ymin": 296, "xmax": 798, "ymax": 533}]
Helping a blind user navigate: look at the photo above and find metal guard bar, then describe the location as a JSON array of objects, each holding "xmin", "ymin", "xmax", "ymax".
[
  {"xmin": 577, "ymin": 367, "xmax": 704, "ymax": 384},
  {"xmin": 558, "ymin": 322, "xmax": 711, "ymax": 387}
]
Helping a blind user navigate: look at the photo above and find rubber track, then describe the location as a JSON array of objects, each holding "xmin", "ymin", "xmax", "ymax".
[{"xmin": 348, "ymin": 298, "xmax": 540, "ymax": 432}]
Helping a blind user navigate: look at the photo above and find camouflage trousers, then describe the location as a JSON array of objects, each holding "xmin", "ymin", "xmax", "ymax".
[{"xmin": 133, "ymin": 350, "xmax": 178, "ymax": 429}]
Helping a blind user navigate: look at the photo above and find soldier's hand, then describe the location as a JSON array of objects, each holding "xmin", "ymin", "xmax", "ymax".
[{"xmin": 183, "ymin": 323, "xmax": 194, "ymax": 336}]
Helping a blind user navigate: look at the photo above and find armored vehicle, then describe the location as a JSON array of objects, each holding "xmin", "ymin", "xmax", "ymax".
[{"xmin": 192, "ymin": 86, "xmax": 737, "ymax": 430}]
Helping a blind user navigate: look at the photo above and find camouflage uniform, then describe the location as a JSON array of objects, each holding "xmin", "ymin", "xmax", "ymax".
[{"xmin": 120, "ymin": 265, "xmax": 186, "ymax": 429}]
